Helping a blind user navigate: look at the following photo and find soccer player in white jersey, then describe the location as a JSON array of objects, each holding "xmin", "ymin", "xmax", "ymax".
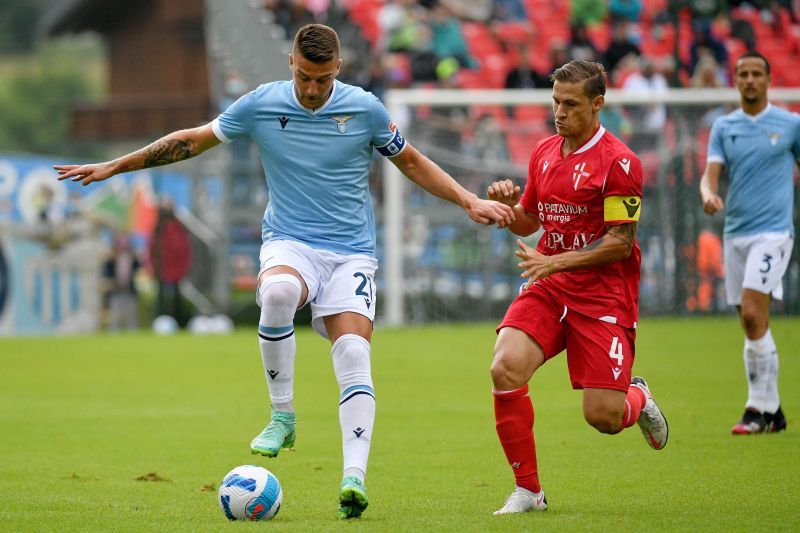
[
  {"xmin": 700, "ymin": 51, "xmax": 800, "ymax": 435},
  {"xmin": 54, "ymin": 24, "xmax": 514, "ymax": 518}
]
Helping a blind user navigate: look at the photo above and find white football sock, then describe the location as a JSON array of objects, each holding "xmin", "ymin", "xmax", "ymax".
[
  {"xmin": 762, "ymin": 329, "xmax": 780, "ymax": 414},
  {"xmin": 257, "ymin": 274, "xmax": 301, "ymax": 412},
  {"xmin": 332, "ymin": 334, "xmax": 375, "ymax": 478},
  {"xmin": 743, "ymin": 330, "xmax": 774, "ymax": 413}
]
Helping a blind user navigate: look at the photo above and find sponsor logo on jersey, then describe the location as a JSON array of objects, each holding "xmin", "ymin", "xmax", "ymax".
[
  {"xmin": 542, "ymin": 160, "xmax": 549, "ymax": 173},
  {"xmin": 618, "ymin": 158, "xmax": 631, "ymax": 175},
  {"xmin": 537, "ymin": 201, "xmax": 588, "ymax": 223},
  {"xmin": 330, "ymin": 115, "xmax": 355, "ymax": 134},
  {"xmin": 572, "ymin": 162, "xmax": 591, "ymax": 190},
  {"xmin": 278, "ymin": 116, "xmax": 290, "ymax": 129},
  {"xmin": 544, "ymin": 232, "xmax": 596, "ymax": 251}
]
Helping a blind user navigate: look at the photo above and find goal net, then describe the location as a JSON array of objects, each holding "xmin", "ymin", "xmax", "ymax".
[{"xmin": 377, "ymin": 88, "xmax": 800, "ymax": 326}]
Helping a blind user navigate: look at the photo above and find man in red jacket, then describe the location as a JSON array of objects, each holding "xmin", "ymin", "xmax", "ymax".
[{"xmin": 149, "ymin": 200, "xmax": 191, "ymax": 323}]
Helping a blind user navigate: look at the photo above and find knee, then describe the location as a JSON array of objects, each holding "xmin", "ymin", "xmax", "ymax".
[
  {"xmin": 584, "ymin": 408, "xmax": 624, "ymax": 434},
  {"xmin": 258, "ymin": 275, "xmax": 302, "ymax": 310},
  {"xmin": 490, "ymin": 347, "xmax": 524, "ymax": 390},
  {"xmin": 739, "ymin": 305, "xmax": 767, "ymax": 338}
]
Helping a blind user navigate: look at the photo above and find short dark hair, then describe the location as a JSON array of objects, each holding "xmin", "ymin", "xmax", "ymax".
[
  {"xmin": 293, "ymin": 24, "xmax": 340, "ymax": 63},
  {"xmin": 735, "ymin": 50, "xmax": 770, "ymax": 75},
  {"xmin": 550, "ymin": 60, "xmax": 606, "ymax": 98}
]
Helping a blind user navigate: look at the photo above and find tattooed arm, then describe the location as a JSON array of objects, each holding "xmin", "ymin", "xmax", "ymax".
[
  {"xmin": 54, "ymin": 123, "xmax": 221, "ymax": 186},
  {"xmin": 516, "ymin": 223, "xmax": 637, "ymax": 281}
]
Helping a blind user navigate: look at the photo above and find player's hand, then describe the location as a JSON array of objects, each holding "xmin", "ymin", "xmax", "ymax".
[
  {"xmin": 515, "ymin": 239, "xmax": 553, "ymax": 281},
  {"xmin": 487, "ymin": 179, "xmax": 521, "ymax": 207},
  {"xmin": 701, "ymin": 190, "xmax": 724, "ymax": 215},
  {"xmin": 465, "ymin": 196, "xmax": 515, "ymax": 227},
  {"xmin": 54, "ymin": 162, "xmax": 117, "ymax": 186}
]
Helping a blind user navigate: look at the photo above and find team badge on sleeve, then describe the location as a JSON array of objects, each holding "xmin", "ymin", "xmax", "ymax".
[
  {"xmin": 376, "ymin": 121, "xmax": 407, "ymax": 157},
  {"xmin": 604, "ymin": 196, "xmax": 642, "ymax": 222}
]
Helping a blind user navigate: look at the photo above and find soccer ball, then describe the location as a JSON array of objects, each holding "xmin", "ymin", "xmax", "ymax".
[{"xmin": 218, "ymin": 465, "xmax": 282, "ymax": 521}]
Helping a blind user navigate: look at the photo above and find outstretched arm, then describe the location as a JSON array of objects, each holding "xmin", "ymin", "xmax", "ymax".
[
  {"xmin": 516, "ymin": 222, "xmax": 637, "ymax": 281},
  {"xmin": 389, "ymin": 143, "xmax": 514, "ymax": 227},
  {"xmin": 55, "ymin": 123, "xmax": 221, "ymax": 186},
  {"xmin": 699, "ymin": 161, "xmax": 724, "ymax": 215}
]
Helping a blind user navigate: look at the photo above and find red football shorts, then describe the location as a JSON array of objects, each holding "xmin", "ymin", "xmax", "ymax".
[{"xmin": 497, "ymin": 283, "xmax": 636, "ymax": 392}]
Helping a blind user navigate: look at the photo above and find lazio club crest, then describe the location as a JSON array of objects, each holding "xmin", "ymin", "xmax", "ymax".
[
  {"xmin": 769, "ymin": 133, "xmax": 780, "ymax": 146},
  {"xmin": 330, "ymin": 115, "xmax": 355, "ymax": 134}
]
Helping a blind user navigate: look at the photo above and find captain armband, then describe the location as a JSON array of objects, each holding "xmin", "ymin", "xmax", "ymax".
[{"xmin": 604, "ymin": 196, "xmax": 642, "ymax": 222}]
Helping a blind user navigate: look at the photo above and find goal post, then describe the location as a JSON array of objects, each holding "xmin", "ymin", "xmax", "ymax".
[{"xmin": 380, "ymin": 87, "xmax": 800, "ymax": 326}]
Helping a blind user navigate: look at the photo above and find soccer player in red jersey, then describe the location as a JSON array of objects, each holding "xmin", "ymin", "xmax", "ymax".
[{"xmin": 487, "ymin": 60, "xmax": 668, "ymax": 515}]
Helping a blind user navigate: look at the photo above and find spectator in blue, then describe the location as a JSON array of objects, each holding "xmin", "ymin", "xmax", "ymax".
[
  {"xmin": 430, "ymin": 1, "xmax": 475, "ymax": 68},
  {"xmin": 491, "ymin": 0, "xmax": 528, "ymax": 21},
  {"xmin": 609, "ymin": 0, "xmax": 643, "ymax": 23}
]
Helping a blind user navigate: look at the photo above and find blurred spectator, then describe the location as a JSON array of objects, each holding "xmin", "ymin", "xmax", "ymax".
[
  {"xmin": 695, "ymin": 228, "xmax": 724, "ymax": 312},
  {"xmin": 149, "ymin": 200, "xmax": 191, "ymax": 325},
  {"xmin": 570, "ymin": 0, "xmax": 608, "ymax": 26},
  {"xmin": 265, "ymin": 0, "xmax": 316, "ymax": 40},
  {"xmin": 568, "ymin": 24, "xmax": 600, "ymax": 62},
  {"xmin": 689, "ymin": 19, "xmax": 729, "ymax": 77},
  {"xmin": 609, "ymin": 0, "xmax": 643, "ymax": 22},
  {"xmin": 687, "ymin": 0, "xmax": 726, "ymax": 23},
  {"xmin": 430, "ymin": 2, "xmax": 475, "ymax": 67},
  {"xmin": 603, "ymin": 20, "xmax": 642, "ymax": 75},
  {"xmin": 442, "ymin": 0, "xmax": 493, "ymax": 21},
  {"xmin": 545, "ymin": 40, "xmax": 570, "ymax": 79},
  {"xmin": 505, "ymin": 44, "xmax": 548, "ymax": 88},
  {"xmin": 730, "ymin": 15, "xmax": 757, "ymax": 49},
  {"xmin": 622, "ymin": 57, "xmax": 668, "ymax": 151},
  {"xmin": 103, "ymin": 234, "xmax": 141, "ymax": 331},
  {"xmin": 468, "ymin": 114, "xmax": 509, "ymax": 162},
  {"xmin": 491, "ymin": 0, "xmax": 528, "ymax": 21},
  {"xmin": 691, "ymin": 54, "xmax": 727, "ymax": 127}
]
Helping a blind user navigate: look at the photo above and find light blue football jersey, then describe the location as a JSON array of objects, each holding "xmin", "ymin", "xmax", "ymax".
[
  {"xmin": 707, "ymin": 103, "xmax": 800, "ymax": 237},
  {"xmin": 212, "ymin": 80, "xmax": 406, "ymax": 256}
]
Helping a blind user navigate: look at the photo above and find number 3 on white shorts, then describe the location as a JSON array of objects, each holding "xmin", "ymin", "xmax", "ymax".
[{"xmin": 609, "ymin": 337, "xmax": 624, "ymax": 366}]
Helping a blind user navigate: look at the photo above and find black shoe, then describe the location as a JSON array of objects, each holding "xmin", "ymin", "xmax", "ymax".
[
  {"xmin": 732, "ymin": 408, "xmax": 767, "ymax": 435},
  {"xmin": 765, "ymin": 406, "xmax": 787, "ymax": 433}
]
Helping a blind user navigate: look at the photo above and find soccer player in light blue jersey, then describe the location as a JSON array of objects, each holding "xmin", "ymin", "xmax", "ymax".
[
  {"xmin": 700, "ymin": 51, "xmax": 800, "ymax": 435},
  {"xmin": 55, "ymin": 24, "xmax": 514, "ymax": 519}
]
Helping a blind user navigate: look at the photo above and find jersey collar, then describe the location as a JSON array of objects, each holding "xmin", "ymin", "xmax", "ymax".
[
  {"xmin": 291, "ymin": 80, "xmax": 338, "ymax": 115},
  {"xmin": 572, "ymin": 124, "xmax": 606, "ymax": 155},
  {"xmin": 740, "ymin": 102, "xmax": 772, "ymax": 121}
]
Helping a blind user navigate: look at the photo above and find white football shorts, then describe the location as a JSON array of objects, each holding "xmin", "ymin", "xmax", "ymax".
[
  {"xmin": 723, "ymin": 231, "xmax": 793, "ymax": 305},
  {"xmin": 258, "ymin": 239, "xmax": 378, "ymax": 339}
]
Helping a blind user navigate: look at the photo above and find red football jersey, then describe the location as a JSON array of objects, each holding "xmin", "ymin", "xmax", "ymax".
[{"xmin": 519, "ymin": 125, "xmax": 643, "ymax": 328}]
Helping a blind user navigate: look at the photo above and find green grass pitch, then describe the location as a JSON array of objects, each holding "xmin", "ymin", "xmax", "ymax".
[{"xmin": 1, "ymin": 317, "xmax": 798, "ymax": 531}]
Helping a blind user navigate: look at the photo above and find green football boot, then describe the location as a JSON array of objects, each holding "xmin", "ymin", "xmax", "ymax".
[
  {"xmin": 250, "ymin": 411, "xmax": 296, "ymax": 457},
  {"xmin": 337, "ymin": 475, "xmax": 368, "ymax": 519}
]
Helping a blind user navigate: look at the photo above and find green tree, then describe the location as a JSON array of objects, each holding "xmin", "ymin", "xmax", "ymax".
[{"xmin": 0, "ymin": 38, "xmax": 103, "ymax": 155}]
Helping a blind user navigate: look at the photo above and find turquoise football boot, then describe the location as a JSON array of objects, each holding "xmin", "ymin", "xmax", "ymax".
[
  {"xmin": 250, "ymin": 411, "xmax": 296, "ymax": 457},
  {"xmin": 337, "ymin": 475, "xmax": 368, "ymax": 519}
]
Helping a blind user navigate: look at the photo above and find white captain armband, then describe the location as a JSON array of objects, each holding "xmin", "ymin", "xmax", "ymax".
[{"xmin": 376, "ymin": 123, "xmax": 407, "ymax": 157}]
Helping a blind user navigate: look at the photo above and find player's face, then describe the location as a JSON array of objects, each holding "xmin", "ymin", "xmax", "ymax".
[
  {"xmin": 290, "ymin": 52, "xmax": 342, "ymax": 110},
  {"xmin": 735, "ymin": 57, "xmax": 770, "ymax": 105},
  {"xmin": 552, "ymin": 80, "xmax": 603, "ymax": 140}
]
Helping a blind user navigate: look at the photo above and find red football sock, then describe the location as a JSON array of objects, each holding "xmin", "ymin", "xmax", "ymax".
[
  {"xmin": 493, "ymin": 385, "xmax": 540, "ymax": 493},
  {"xmin": 622, "ymin": 384, "xmax": 646, "ymax": 429}
]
